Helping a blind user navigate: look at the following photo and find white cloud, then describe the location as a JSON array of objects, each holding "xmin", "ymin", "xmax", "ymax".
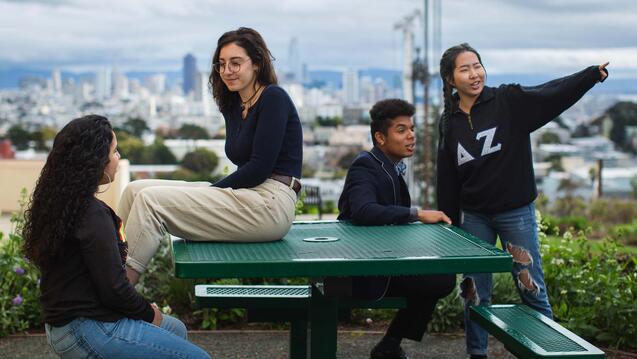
[
  {"xmin": 1, "ymin": 0, "xmax": 636, "ymax": 77},
  {"xmin": 482, "ymin": 47, "xmax": 637, "ymax": 76}
]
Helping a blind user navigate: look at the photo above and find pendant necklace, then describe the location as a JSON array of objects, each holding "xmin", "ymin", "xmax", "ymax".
[{"xmin": 240, "ymin": 85, "xmax": 262, "ymax": 111}]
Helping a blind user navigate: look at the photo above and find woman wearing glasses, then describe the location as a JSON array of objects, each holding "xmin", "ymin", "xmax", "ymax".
[{"xmin": 119, "ymin": 27, "xmax": 303, "ymax": 285}]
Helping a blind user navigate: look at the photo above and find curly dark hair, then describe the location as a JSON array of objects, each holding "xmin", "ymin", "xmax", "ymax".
[
  {"xmin": 22, "ymin": 115, "xmax": 113, "ymax": 270},
  {"xmin": 208, "ymin": 27, "xmax": 277, "ymax": 113},
  {"xmin": 369, "ymin": 98, "xmax": 415, "ymax": 146}
]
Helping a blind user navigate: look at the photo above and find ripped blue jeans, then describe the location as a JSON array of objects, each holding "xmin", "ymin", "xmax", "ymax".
[{"xmin": 460, "ymin": 202, "xmax": 553, "ymax": 356}]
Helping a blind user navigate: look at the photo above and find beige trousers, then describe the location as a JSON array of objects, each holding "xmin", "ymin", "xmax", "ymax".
[{"xmin": 117, "ymin": 179, "xmax": 297, "ymax": 274}]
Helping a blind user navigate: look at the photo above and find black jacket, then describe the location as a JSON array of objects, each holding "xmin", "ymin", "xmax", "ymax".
[
  {"xmin": 437, "ymin": 66, "xmax": 605, "ymax": 225},
  {"xmin": 338, "ymin": 146, "xmax": 412, "ymax": 225},
  {"xmin": 337, "ymin": 146, "xmax": 414, "ymax": 300},
  {"xmin": 40, "ymin": 198, "xmax": 154, "ymax": 326}
]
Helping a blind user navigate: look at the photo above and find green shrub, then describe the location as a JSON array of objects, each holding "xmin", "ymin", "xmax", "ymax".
[
  {"xmin": 540, "ymin": 214, "xmax": 561, "ymax": 236},
  {"xmin": 589, "ymin": 198, "xmax": 637, "ymax": 225},
  {"xmin": 0, "ymin": 190, "xmax": 41, "ymax": 338},
  {"xmin": 552, "ymin": 196, "xmax": 587, "ymax": 217},
  {"xmin": 611, "ymin": 220, "xmax": 637, "ymax": 245},
  {"xmin": 541, "ymin": 231, "xmax": 637, "ymax": 348},
  {"xmin": 554, "ymin": 215, "xmax": 591, "ymax": 234}
]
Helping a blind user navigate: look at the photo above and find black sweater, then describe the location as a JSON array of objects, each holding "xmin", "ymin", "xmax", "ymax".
[
  {"xmin": 40, "ymin": 198, "xmax": 154, "ymax": 326},
  {"xmin": 214, "ymin": 85, "xmax": 303, "ymax": 189},
  {"xmin": 437, "ymin": 66, "xmax": 605, "ymax": 224}
]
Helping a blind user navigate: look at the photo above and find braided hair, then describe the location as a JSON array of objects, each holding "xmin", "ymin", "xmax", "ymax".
[{"xmin": 438, "ymin": 43, "xmax": 484, "ymax": 137}]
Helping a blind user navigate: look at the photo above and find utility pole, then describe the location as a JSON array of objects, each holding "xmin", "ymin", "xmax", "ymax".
[
  {"xmin": 395, "ymin": 1, "xmax": 441, "ymax": 207},
  {"xmin": 411, "ymin": 0, "xmax": 438, "ymax": 207},
  {"xmin": 394, "ymin": 10, "xmax": 421, "ymax": 195}
]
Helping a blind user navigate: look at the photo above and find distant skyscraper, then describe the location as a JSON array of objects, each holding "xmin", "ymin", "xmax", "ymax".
[
  {"xmin": 146, "ymin": 74, "xmax": 166, "ymax": 95},
  {"xmin": 51, "ymin": 69, "xmax": 62, "ymax": 94},
  {"xmin": 183, "ymin": 53, "xmax": 198, "ymax": 96},
  {"xmin": 111, "ymin": 67, "xmax": 129, "ymax": 99},
  {"xmin": 360, "ymin": 76, "xmax": 374, "ymax": 104},
  {"xmin": 194, "ymin": 71, "xmax": 209, "ymax": 102},
  {"xmin": 288, "ymin": 37, "xmax": 303, "ymax": 83},
  {"xmin": 112, "ymin": 74, "xmax": 129, "ymax": 99},
  {"xmin": 343, "ymin": 68, "xmax": 360, "ymax": 105},
  {"xmin": 94, "ymin": 68, "xmax": 112, "ymax": 100}
]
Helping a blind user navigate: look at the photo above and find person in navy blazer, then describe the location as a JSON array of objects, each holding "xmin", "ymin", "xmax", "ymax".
[{"xmin": 338, "ymin": 99, "xmax": 456, "ymax": 359}]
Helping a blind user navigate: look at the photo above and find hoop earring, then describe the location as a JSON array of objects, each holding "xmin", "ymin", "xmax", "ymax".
[{"xmin": 97, "ymin": 172, "xmax": 112, "ymax": 194}]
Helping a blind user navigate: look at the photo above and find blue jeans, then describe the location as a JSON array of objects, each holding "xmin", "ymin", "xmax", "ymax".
[
  {"xmin": 460, "ymin": 203, "xmax": 553, "ymax": 356},
  {"xmin": 45, "ymin": 315, "xmax": 211, "ymax": 359}
]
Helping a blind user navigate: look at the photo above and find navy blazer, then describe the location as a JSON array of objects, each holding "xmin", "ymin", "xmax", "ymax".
[
  {"xmin": 337, "ymin": 146, "xmax": 414, "ymax": 300},
  {"xmin": 338, "ymin": 146, "xmax": 412, "ymax": 225}
]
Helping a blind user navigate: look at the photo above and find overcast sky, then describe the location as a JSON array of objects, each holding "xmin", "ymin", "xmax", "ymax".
[{"xmin": 1, "ymin": 0, "xmax": 636, "ymax": 77}]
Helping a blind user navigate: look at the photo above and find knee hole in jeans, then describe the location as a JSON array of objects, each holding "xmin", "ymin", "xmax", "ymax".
[
  {"xmin": 506, "ymin": 242, "xmax": 533, "ymax": 266},
  {"xmin": 517, "ymin": 268, "xmax": 540, "ymax": 295},
  {"xmin": 459, "ymin": 277, "xmax": 480, "ymax": 305}
]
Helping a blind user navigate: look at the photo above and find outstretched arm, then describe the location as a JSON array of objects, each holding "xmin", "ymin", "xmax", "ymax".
[{"xmin": 507, "ymin": 63, "xmax": 609, "ymax": 133}]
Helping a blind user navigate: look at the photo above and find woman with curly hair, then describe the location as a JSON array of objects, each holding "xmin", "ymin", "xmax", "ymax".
[
  {"xmin": 22, "ymin": 115, "xmax": 210, "ymax": 359},
  {"xmin": 118, "ymin": 27, "xmax": 302, "ymax": 285}
]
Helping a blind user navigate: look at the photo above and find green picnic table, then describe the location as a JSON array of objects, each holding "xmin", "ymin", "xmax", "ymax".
[{"xmin": 171, "ymin": 220, "xmax": 512, "ymax": 358}]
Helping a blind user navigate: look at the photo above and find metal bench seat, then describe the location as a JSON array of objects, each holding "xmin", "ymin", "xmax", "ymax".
[
  {"xmin": 470, "ymin": 305, "xmax": 604, "ymax": 358},
  {"xmin": 196, "ymin": 284, "xmax": 311, "ymax": 309},
  {"xmin": 195, "ymin": 284, "xmax": 408, "ymax": 359}
]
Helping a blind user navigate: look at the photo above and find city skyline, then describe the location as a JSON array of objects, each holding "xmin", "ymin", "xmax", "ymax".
[{"xmin": 1, "ymin": 0, "xmax": 636, "ymax": 78}]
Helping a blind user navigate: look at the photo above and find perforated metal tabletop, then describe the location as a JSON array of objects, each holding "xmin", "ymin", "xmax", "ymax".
[{"xmin": 172, "ymin": 221, "xmax": 512, "ymax": 279}]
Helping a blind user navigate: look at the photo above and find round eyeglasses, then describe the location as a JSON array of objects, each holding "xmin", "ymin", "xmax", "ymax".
[{"xmin": 213, "ymin": 58, "xmax": 251, "ymax": 74}]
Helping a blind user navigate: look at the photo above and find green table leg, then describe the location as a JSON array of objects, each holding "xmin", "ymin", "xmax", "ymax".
[
  {"xmin": 289, "ymin": 319, "xmax": 308, "ymax": 359},
  {"xmin": 309, "ymin": 284, "xmax": 338, "ymax": 358}
]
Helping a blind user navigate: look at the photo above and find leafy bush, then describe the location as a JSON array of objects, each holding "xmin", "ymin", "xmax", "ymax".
[
  {"xmin": 612, "ymin": 220, "xmax": 637, "ymax": 245},
  {"xmin": 541, "ymin": 231, "xmax": 637, "ymax": 348},
  {"xmin": 0, "ymin": 191, "xmax": 41, "ymax": 338},
  {"xmin": 553, "ymin": 215, "xmax": 591, "ymax": 235},
  {"xmin": 589, "ymin": 198, "xmax": 637, "ymax": 225},
  {"xmin": 552, "ymin": 196, "xmax": 587, "ymax": 217}
]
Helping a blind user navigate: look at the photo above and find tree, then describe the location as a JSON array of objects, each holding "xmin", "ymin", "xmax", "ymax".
[
  {"xmin": 545, "ymin": 154, "xmax": 563, "ymax": 172},
  {"xmin": 178, "ymin": 124, "xmax": 210, "ymax": 139},
  {"xmin": 181, "ymin": 148, "xmax": 218, "ymax": 174},
  {"xmin": 538, "ymin": 131, "xmax": 561, "ymax": 145},
  {"xmin": 120, "ymin": 117, "xmax": 150, "ymax": 138},
  {"xmin": 605, "ymin": 101, "xmax": 637, "ymax": 151},
  {"xmin": 7, "ymin": 125, "xmax": 30, "ymax": 150},
  {"xmin": 337, "ymin": 150, "xmax": 359, "ymax": 170},
  {"xmin": 117, "ymin": 136, "xmax": 145, "ymax": 164},
  {"xmin": 146, "ymin": 140, "xmax": 177, "ymax": 164},
  {"xmin": 31, "ymin": 126, "xmax": 56, "ymax": 151},
  {"xmin": 316, "ymin": 116, "xmax": 342, "ymax": 127},
  {"xmin": 302, "ymin": 163, "xmax": 316, "ymax": 178},
  {"xmin": 572, "ymin": 124, "xmax": 591, "ymax": 138}
]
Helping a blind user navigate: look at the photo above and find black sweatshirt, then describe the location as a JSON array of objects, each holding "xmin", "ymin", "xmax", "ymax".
[
  {"xmin": 214, "ymin": 85, "xmax": 303, "ymax": 189},
  {"xmin": 437, "ymin": 65, "xmax": 605, "ymax": 225},
  {"xmin": 40, "ymin": 198, "xmax": 154, "ymax": 327}
]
